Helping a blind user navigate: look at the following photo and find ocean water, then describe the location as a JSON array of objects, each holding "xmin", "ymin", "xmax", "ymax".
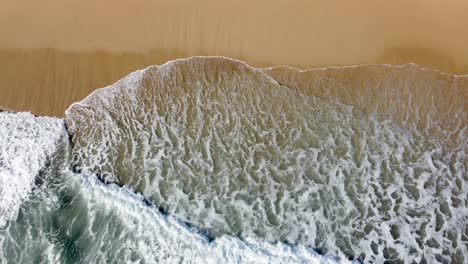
[{"xmin": 1, "ymin": 57, "xmax": 467, "ymax": 263}]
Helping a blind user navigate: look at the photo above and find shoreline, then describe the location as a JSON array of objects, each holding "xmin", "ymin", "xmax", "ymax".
[{"xmin": 1, "ymin": 52, "xmax": 467, "ymax": 118}]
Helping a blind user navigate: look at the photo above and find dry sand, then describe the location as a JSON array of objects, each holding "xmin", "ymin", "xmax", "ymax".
[{"xmin": 0, "ymin": 0, "xmax": 467, "ymax": 116}]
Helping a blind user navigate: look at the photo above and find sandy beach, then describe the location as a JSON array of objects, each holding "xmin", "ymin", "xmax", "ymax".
[{"xmin": 0, "ymin": 0, "xmax": 467, "ymax": 116}]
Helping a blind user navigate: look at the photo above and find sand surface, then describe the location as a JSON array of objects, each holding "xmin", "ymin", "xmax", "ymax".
[{"xmin": 0, "ymin": 0, "xmax": 467, "ymax": 116}]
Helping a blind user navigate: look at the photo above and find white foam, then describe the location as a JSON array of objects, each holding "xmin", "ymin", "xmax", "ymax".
[
  {"xmin": 65, "ymin": 57, "xmax": 467, "ymax": 262},
  {"xmin": 0, "ymin": 112, "xmax": 66, "ymax": 228},
  {"xmin": 69, "ymin": 172, "xmax": 348, "ymax": 263}
]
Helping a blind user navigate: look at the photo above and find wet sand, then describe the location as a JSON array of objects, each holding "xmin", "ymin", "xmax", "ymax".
[{"xmin": 0, "ymin": 0, "xmax": 468, "ymax": 116}]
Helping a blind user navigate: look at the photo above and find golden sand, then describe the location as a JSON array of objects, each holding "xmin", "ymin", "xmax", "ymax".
[{"xmin": 0, "ymin": 0, "xmax": 467, "ymax": 116}]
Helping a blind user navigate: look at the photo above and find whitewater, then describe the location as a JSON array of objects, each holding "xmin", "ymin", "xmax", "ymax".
[
  {"xmin": 1, "ymin": 57, "xmax": 467, "ymax": 263},
  {"xmin": 0, "ymin": 112, "xmax": 339, "ymax": 264}
]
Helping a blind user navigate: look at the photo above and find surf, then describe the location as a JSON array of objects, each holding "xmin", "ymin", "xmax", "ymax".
[{"xmin": 63, "ymin": 57, "xmax": 467, "ymax": 263}]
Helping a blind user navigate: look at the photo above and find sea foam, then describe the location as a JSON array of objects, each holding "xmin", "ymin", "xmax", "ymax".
[
  {"xmin": 0, "ymin": 169, "xmax": 346, "ymax": 263},
  {"xmin": 65, "ymin": 57, "xmax": 467, "ymax": 262},
  {"xmin": 0, "ymin": 112, "xmax": 66, "ymax": 228}
]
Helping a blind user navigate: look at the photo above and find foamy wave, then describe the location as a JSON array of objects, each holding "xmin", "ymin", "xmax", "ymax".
[
  {"xmin": 0, "ymin": 112, "xmax": 66, "ymax": 227},
  {"xmin": 65, "ymin": 57, "xmax": 467, "ymax": 262},
  {"xmin": 75, "ymin": 173, "xmax": 343, "ymax": 263},
  {"xmin": 0, "ymin": 170, "xmax": 345, "ymax": 263}
]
